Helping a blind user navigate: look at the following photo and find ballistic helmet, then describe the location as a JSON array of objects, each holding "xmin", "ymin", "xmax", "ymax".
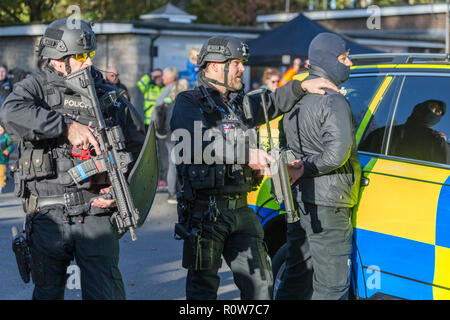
[
  {"xmin": 197, "ymin": 36, "xmax": 249, "ymax": 68},
  {"xmin": 37, "ymin": 18, "xmax": 97, "ymax": 59}
]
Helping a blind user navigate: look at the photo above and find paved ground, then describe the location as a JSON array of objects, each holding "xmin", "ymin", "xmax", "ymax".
[{"xmin": 0, "ymin": 177, "xmax": 239, "ymax": 300}]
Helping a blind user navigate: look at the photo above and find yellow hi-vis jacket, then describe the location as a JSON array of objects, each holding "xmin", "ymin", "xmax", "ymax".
[{"xmin": 137, "ymin": 74, "xmax": 164, "ymax": 125}]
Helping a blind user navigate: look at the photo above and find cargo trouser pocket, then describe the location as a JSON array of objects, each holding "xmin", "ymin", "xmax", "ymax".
[{"xmin": 182, "ymin": 235, "xmax": 223, "ymax": 271}]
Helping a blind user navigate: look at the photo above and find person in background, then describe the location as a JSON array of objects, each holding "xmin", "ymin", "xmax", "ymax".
[
  {"xmin": 153, "ymin": 78, "xmax": 190, "ymax": 203},
  {"xmin": 137, "ymin": 68, "xmax": 164, "ymax": 131},
  {"xmin": 179, "ymin": 48, "xmax": 200, "ymax": 88},
  {"xmin": 279, "ymin": 57, "xmax": 302, "ymax": 87},
  {"xmin": 0, "ymin": 124, "xmax": 14, "ymax": 193},
  {"xmin": 106, "ymin": 66, "xmax": 130, "ymax": 101},
  {"xmin": 261, "ymin": 67, "xmax": 281, "ymax": 93},
  {"xmin": 153, "ymin": 67, "xmax": 178, "ymax": 191},
  {"xmin": 0, "ymin": 64, "xmax": 11, "ymax": 107}
]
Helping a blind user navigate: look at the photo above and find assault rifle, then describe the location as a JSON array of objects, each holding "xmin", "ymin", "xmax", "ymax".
[
  {"xmin": 63, "ymin": 67, "xmax": 140, "ymax": 240},
  {"xmin": 244, "ymin": 88, "xmax": 300, "ymax": 224}
]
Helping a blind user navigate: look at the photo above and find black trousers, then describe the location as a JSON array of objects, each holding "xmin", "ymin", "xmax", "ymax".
[
  {"xmin": 185, "ymin": 206, "xmax": 273, "ymax": 300},
  {"xmin": 276, "ymin": 202, "xmax": 353, "ymax": 300},
  {"xmin": 29, "ymin": 206, "xmax": 126, "ymax": 300}
]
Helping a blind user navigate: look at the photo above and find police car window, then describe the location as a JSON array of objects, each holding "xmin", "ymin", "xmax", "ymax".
[
  {"xmin": 339, "ymin": 76, "xmax": 384, "ymax": 129},
  {"xmin": 386, "ymin": 76, "xmax": 450, "ymax": 165},
  {"xmin": 357, "ymin": 79, "xmax": 398, "ymax": 154}
]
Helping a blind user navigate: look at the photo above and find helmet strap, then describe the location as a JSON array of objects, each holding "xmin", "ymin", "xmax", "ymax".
[
  {"xmin": 63, "ymin": 56, "xmax": 72, "ymax": 75},
  {"xmin": 203, "ymin": 60, "xmax": 237, "ymax": 93}
]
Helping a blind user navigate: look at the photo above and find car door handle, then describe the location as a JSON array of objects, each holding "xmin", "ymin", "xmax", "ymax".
[{"xmin": 360, "ymin": 177, "xmax": 370, "ymax": 187}]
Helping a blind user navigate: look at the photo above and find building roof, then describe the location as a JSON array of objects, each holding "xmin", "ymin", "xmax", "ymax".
[
  {"xmin": 257, "ymin": 3, "xmax": 450, "ymax": 23},
  {"xmin": 0, "ymin": 20, "xmax": 264, "ymax": 40},
  {"xmin": 140, "ymin": 3, "xmax": 197, "ymax": 24}
]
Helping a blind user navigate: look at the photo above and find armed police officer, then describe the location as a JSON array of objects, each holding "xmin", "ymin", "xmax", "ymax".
[
  {"xmin": 171, "ymin": 36, "xmax": 339, "ymax": 300},
  {"xmin": 0, "ymin": 18, "xmax": 145, "ymax": 300}
]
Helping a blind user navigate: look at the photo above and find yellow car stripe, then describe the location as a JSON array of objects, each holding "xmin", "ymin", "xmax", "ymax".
[
  {"xmin": 355, "ymin": 159, "xmax": 447, "ymax": 245},
  {"xmin": 433, "ymin": 245, "xmax": 450, "ymax": 299},
  {"xmin": 352, "ymin": 64, "xmax": 450, "ymax": 71},
  {"xmin": 355, "ymin": 76, "xmax": 393, "ymax": 145}
]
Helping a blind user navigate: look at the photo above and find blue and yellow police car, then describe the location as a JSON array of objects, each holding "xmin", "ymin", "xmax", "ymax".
[{"xmin": 249, "ymin": 53, "xmax": 450, "ymax": 300}]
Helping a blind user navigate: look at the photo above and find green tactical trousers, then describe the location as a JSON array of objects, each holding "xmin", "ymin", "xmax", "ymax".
[
  {"xmin": 185, "ymin": 205, "xmax": 273, "ymax": 300},
  {"xmin": 29, "ymin": 206, "xmax": 126, "ymax": 300}
]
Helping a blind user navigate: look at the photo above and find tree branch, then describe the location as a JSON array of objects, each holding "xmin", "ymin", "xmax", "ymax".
[{"xmin": 0, "ymin": 3, "xmax": 24, "ymax": 24}]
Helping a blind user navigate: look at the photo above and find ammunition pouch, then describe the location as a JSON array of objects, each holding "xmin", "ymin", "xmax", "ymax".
[
  {"xmin": 13, "ymin": 148, "xmax": 55, "ymax": 182},
  {"xmin": 181, "ymin": 163, "xmax": 261, "ymax": 196}
]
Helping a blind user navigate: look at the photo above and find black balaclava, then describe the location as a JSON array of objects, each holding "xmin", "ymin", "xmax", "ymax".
[
  {"xmin": 308, "ymin": 33, "xmax": 350, "ymax": 85},
  {"xmin": 407, "ymin": 100, "xmax": 447, "ymax": 128}
]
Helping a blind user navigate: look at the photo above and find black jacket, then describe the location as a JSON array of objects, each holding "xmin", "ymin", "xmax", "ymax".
[
  {"xmin": 0, "ymin": 67, "xmax": 145, "ymax": 198},
  {"xmin": 170, "ymin": 73, "xmax": 305, "ymax": 196},
  {"xmin": 283, "ymin": 66, "xmax": 361, "ymax": 208},
  {"xmin": 171, "ymin": 73, "xmax": 305, "ymax": 165}
]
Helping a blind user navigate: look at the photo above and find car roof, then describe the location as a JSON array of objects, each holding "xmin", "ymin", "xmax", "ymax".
[{"xmin": 350, "ymin": 53, "xmax": 450, "ymax": 74}]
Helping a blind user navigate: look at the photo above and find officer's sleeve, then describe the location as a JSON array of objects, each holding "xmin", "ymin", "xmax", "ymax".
[
  {"xmin": 302, "ymin": 94, "xmax": 354, "ymax": 178},
  {"xmin": 0, "ymin": 76, "xmax": 68, "ymax": 142},
  {"xmin": 248, "ymin": 80, "xmax": 305, "ymax": 127},
  {"xmin": 171, "ymin": 92, "xmax": 248, "ymax": 165}
]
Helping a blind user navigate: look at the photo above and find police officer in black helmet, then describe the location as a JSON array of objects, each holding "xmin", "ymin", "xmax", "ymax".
[
  {"xmin": 171, "ymin": 36, "xmax": 338, "ymax": 300},
  {"xmin": 0, "ymin": 18, "xmax": 144, "ymax": 300}
]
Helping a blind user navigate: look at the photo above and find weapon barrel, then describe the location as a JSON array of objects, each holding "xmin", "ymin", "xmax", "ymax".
[{"xmin": 279, "ymin": 152, "xmax": 300, "ymax": 223}]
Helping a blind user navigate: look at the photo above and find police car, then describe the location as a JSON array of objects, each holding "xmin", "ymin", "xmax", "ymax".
[{"xmin": 249, "ymin": 53, "xmax": 450, "ymax": 300}]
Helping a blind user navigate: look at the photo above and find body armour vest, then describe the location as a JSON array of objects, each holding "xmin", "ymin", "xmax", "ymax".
[
  {"xmin": 178, "ymin": 87, "xmax": 262, "ymax": 199},
  {"xmin": 13, "ymin": 70, "xmax": 118, "ymax": 198}
]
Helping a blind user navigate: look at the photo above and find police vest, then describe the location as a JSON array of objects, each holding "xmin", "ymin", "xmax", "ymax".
[
  {"xmin": 137, "ymin": 74, "xmax": 163, "ymax": 125},
  {"xmin": 178, "ymin": 87, "xmax": 262, "ymax": 200},
  {"xmin": 13, "ymin": 72, "xmax": 119, "ymax": 195}
]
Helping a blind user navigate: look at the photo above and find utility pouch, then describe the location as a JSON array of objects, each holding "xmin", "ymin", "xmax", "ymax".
[
  {"xmin": 52, "ymin": 158, "xmax": 77, "ymax": 186},
  {"xmin": 227, "ymin": 164, "xmax": 245, "ymax": 185},
  {"xmin": 215, "ymin": 164, "xmax": 225, "ymax": 188},
  {"xmin": 10, "ymin": 161, "xmax": 25, "ymax": 198},
  {"xmin": 188, "ymin": 164, "xmax": 215, "ymax": 189},
  {"xmin": 182, "ymin": 231, "xmax": 222, "ymax": 271},
  {"xmin": 17, "ymin": 149, "xmax": 55, "ymax": 181},
  {"xmin": 32, "ymin": 149, "xmax": 55, "ymax": 178}
]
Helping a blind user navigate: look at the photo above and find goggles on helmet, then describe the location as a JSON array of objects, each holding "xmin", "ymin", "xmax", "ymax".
[{"xmin": 72, "ymin": 50, "xmax": 95, "ymax": 63}]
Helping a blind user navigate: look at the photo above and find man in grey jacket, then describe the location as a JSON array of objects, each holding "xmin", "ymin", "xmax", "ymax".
[{"xmin": 277, "ymin": 33, "xmax": 361, "ymax": 300}]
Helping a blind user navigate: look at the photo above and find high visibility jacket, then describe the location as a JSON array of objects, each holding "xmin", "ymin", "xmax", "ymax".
[
  {"xmin": 137, "ymin": 74, "xmax": 163, "ymax": 125},
  {"xmin": 278, "ymin": 67, "xmax": 298, "ymax": 87}
]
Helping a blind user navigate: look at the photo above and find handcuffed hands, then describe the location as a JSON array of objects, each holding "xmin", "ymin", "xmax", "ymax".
[
  {"xmin": 248, "ymin": 148, "xmax": 275, "ymax": 177},
  {"xmin": 287, "ymin": 159, "xmax": 304, "ymax": 185}
]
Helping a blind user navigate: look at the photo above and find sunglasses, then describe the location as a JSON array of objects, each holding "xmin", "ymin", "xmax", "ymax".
[{"xmin": 72, "ymin": 50, "xmax": 96, "ymax": 63}]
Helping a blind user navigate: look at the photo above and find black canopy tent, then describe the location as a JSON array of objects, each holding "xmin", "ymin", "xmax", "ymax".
[{"xmin": 247, "ymin": 13, "xmax": 380, "ymax": 66}]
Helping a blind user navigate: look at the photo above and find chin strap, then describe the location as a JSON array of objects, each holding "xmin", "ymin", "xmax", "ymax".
[{"xmin": 63, "ymin": 56, "xmax": 72, "ymax": 75}]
